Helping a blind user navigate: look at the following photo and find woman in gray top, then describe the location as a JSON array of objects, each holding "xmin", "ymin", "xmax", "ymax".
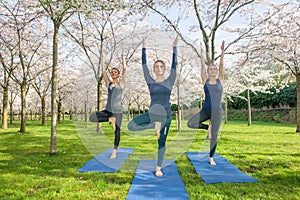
[
  {"xmin": 187, "ymin": 41, "xmax": 225, "ymax": 166},
  {"xmin": 90, "ymin": 50, "xmax": 126, "ymax": 159}
]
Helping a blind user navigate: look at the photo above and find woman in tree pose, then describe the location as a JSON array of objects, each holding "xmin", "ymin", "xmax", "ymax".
[
  {"xmin": 187, "ymin": 40, "xmax": 225, "ymax": 166},
  {"xmin": 90, "ymin": 50, "xmax": 126, "ymax": 159},
  {"xmin": 128, "ymin": 36, "xmax": 178, "ymax": 177}
]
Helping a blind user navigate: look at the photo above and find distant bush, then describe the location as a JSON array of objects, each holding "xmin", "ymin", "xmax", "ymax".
[
  {"xmin": 229, "ymin": 82, "xmax": 296, "ymax": 110},
  {"xmin": 227, "ymin": 108, "xmax": 296, "ymax": 123}
]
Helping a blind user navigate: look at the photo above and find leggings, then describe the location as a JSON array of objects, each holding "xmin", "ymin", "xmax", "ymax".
[
  {"xmin": 128, "ymin": 112, "xmax": 172, "ymax": 167},
  {"xmin": 187, "ymin": 109, "xmax": 222, "ymax": 157},
  {"xmin": 89, "ymin": 110, "xmax": 122, "ymax": 149}
]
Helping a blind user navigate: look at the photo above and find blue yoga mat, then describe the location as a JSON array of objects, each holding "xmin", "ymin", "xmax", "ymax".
[
  {"xmin": 126, "ymin": 160, "xmax": 189, "ymax": 200},
  {"xmin": 186, "ymin": 152, "xmax": 258, "ymax": 184},
  {"xmin": 78, "ymin": 148, "xmax": 133, "ymax": 172}
]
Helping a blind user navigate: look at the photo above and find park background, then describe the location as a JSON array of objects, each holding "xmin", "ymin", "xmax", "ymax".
[{"xmin": 0, "ymin": 0, "xmax": 299, "ymax": 199}]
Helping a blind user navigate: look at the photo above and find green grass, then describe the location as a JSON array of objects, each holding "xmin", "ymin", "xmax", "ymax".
[{"xmin": 0, "ymin": 119, "xmax": 299, "ymax": 200}]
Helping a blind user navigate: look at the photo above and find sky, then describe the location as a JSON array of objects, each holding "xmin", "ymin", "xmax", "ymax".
[
  {"xmin": 138, "ymin": 0, "xmax": 297, "ymax": 67},
  {"xmin": 142, "ymin": 0, "xmax": 295, "ymax": 47}
]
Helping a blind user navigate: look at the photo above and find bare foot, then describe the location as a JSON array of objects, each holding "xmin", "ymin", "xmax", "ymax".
[
  {"xmin": 109, "ymin": 117, "xmax": 116, "ymax": 131},
  {"xmin": 206, "ymin": 124, "xmax": 212, "ymax": 140},
  {"xmin": 155, "ymin": 122, "xmax": 161, "ymax": 139},
  {"xmin": 155, "ymin": 166, "xmax": 163, "ymax": 177},
  {"xmin": 209, "ymin": 157, "xmax": 216, "ymax": 166},
  {"xmin": 110, "ymin": 149, "xmax": 117, "ymax": 159}
]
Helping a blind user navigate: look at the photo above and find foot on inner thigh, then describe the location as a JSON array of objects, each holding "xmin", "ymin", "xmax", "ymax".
[
  {"xmin": 206, "ymin": 124, "xmax": 212, "ymax": 140},
  {"xmin": 155, "ymin": 166, "xmax": 163, "ymax": 177},
  {"xmin": 155, "ymin": 122, "xmax": 161, "ymax": 139},
  {"xmin": 209, "ymin": 157, "xmax": 216, "ymax": 166},
  {"xmin": 109, "ymin": 117, "xmax": 116, "ymax": 131},
  {"xmin": 110, "ymin": 149, "xmax": 117, "ymax": 159}
]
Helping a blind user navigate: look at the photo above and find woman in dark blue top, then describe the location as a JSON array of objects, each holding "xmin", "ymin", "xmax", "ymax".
[
  {"xmin": 187, "ymin": 41, "xmax": 225, "ymax": 166},
  {"xmin": 90, "ymin": 50, "xmax": 126, "ymax": 160},
  {"xmin": 128, "ymin": 36, "xmax": 178, "ymax": 177}
]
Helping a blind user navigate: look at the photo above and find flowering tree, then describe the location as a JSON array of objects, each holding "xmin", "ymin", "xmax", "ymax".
[
  {"xmin": 140, "ymin": 0, "xmax": 260, "ymax": 61},
  {"xmin": 234, "ymin": 1, "xmax": 300, "ymax": 130},
  {"xmin": 63, "ymin": 2, "xmax": 142, "ymax": 132},
  {"xmin": 56, "ymin": 66, "xmax": 77, "ymax": 123},
  {"xmin": 234, "ymin": 54, "xmax": 281, "ymax": 125},
  {"xmin": 30, "ymin": 63, "xmax": 52, "ymax": 126},
  {"xmin": 0, "ymin": 50, "xmax": 15, "ymax": 129},
  {"xmin": 38, "ymin": 0, "xmax": 82, "ymax": 154},
  {"xmin": 0, "ymin": 0, "xmax": 48, "ymax": 132}
]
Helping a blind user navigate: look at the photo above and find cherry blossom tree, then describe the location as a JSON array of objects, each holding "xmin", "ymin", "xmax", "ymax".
[
  {"xmin": 234, "ymin": 1, "xmax": 300, "ymax": 130},
  {"xmin": 8, "ymin": 83, "xmax": 19, "ymax": 124},
  {"xmin": 56, "ymin": 66, "xmax": 77, "ymax": 123},
  {"xmin": 38, "ymin": 0, "xmax": 83, "ymax": 154},
  {"xmin": 63, "ymin": 2, "xmax": 141, "ymax": 132},
  {"xmin": 139, "ymin": 0, "xmax": 261, "ymax": 61},
  {"xmin": 0, "ymin": 51, "xmax": 15, "ymax": 129},
  {"xmin": 0, "ymin": 1, "xmax": 19, "ymax": 129},
  {"xmin": 0, "ymin": 0, "xmax": 49, "ymax": 132},
  {"xmin": 73, "ymin": 68, "xmax": 97, "ymax": 126},
  {"xmin": 30, "ymin": 63, "xmax": 52, "ymax": 125},
  {"xmin": 233, "ymin": 54, "xmax": 280, "ymax": 125}
]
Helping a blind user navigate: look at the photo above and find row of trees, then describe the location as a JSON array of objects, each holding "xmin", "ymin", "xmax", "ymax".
[{"xmin": 1, "ymin": 0, "xmax": 299, "ymax": 155}]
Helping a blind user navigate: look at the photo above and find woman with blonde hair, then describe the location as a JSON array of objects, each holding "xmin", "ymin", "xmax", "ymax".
[{"xmin": 187, "ymin": 40, "xmax": 225, "ymax": 166}]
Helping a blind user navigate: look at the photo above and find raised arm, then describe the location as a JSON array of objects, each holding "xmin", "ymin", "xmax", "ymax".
[
  {"xmin": 168, "ymin": 35, "xmax": 178, "ymax": 84},
  {"xmin": 200, "ymin": 42, "xmax": 207, "ymax": 84},
  {"xmin": 102, "ymin": 49, "xmax": 110, "ymax": 87},
  {"xmin": 172, "ymin": 35, "xmax": 178, "ymax": 70},
  {"xmin": 142, "ymin": 38, "xmax": 154, "ymax": 84},
  {"xmin": 218, "ymin": 40, "xmax": 225, "ymax": 83},
  {"xmin": 119, "ymin": 49, "xmax": 126, "ymax": 88}
]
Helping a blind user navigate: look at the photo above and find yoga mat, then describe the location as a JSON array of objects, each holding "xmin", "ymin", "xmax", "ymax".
[
  {"xmin": 186, "ymin": 152, "xmax": 258, "ymax": 184},
  {"xmin": 126, "ymin": 160, "xmax": 189, "ymax": 200},
  {"xmin": 78, "ymin": 148, "xmax": 133, "ymax": 172}
]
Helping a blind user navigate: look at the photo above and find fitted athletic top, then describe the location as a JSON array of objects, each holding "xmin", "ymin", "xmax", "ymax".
[
  {"xmin": 202, "ymin": 79, "xmax": 223, "ymax": 111},
  {"xmin": 142, "ymin": 47, "xmax": 177, "ymax": 116},
  {"xmin": 105, "ymin": 82, "xmax": 123, "ymax": 114}
]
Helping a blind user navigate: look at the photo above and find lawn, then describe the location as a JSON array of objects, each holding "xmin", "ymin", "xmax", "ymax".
[{"xmin": 0, "ymin": 119, "xmax": 299, "ymax": 200}]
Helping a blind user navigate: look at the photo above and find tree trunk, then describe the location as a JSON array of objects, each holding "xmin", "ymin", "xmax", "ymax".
[
  {"xmin": 41, "ymin": 96, "xmax": 46, "ymax": 126},
  {"xmin": 9, "ymin": 95, "xmax": 13, "ymax": 124},
  {"xmin": 176, "ymin": 85, "xmax": 181, "ymax": 131},
  {"xmin": 74, "ymin": 106, "xmax": 77, "ymax": 121},
  {"xmin": 69, "ymin": 108, "xmax": 73, "ymax": 120},
  {"xmin": 247, "ymin": 89, "xmax": 252, "ymax": 126},
  {"xmin": 50, "ymin": 24, "xmax": 59, "ymax": 155},
  {"xmin": 181, "ymin": 104, "xmax": 184, "ymax": 121},
  {"xmin": 85, "ymin": 100, "xmax": 88, "ymax": 128},
  {"xmin": 30, "ymin": 110, "xmax": 33, "ymax": 121},
  {"xmin": 296, "ymin": 74, "xmax": 300, "ymax": 132},
  {"xmin": 199, "ymin": 96, "xmax": 203, "ymax": 109},
  {"xmin": 97, "ymin": 80, "xmax": 102, "ymax": 133},
  {"xmin": 20, "ymin": 83, "xmax": 27, "ymax": 132},
  {"xmin": 224, "ymin": 96, "xmax": 228, "ymax": 124},
  {"xmin": 57, "ymin": 98, "xmax": 62, "ymax": 124},
  {"xmin": 138, "ymin": 104, "xmax": 140, "ymax": 115},
  {"xmin": 2, "ymin": 84, "xmax": 8, "ymax": 129},
  {"xmin": 127, "ymin": 104, "xmax": 131, "ymax": 121},
  {"xmin": 85, "ymin": 89, "xmax": 89, "ymax": 128}
]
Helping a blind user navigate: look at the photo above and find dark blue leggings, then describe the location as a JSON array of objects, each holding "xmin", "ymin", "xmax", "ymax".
[
  {"xmin": 187, "ymin": 109, "xmax": 222, "ymax": 157},
  {"xmin": 89, "ymin": 110, "xmax": 122, "ymax": 149},
  {"xmin": 128, "ymin": 112, "xmax": 172, "ymax": 167}
]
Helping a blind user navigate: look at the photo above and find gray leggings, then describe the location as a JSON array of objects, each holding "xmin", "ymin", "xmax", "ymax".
[
  {"xmin": 128, "ymin": 112, "xmax": 172, "ymax": 167},
  {"xmin": 187, "ymin": 109, "xmax": 222, "ymax": 157}
]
